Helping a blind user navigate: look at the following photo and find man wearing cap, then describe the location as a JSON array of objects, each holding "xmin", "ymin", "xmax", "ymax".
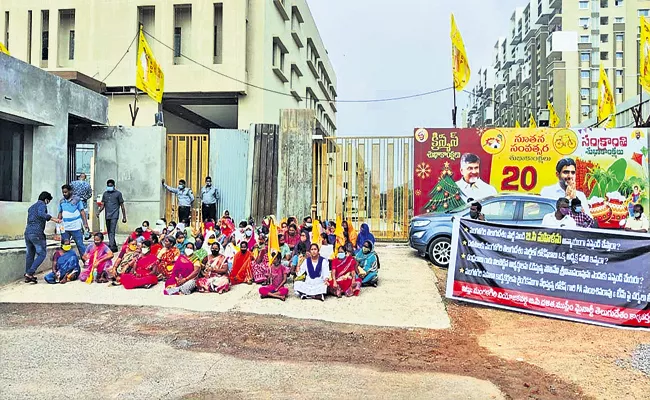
[{"xmin": 541, "ymin": 158, "xmax": 591, "ymax": 217}]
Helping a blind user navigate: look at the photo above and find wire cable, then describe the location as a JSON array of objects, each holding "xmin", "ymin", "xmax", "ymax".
[
  {"xmin": 101, "ymin": 32, "xmax": 139, "ymax": 83},
  {"xmin": 141, "ymin": 29, "xmax": 454, "ymax": 103}
]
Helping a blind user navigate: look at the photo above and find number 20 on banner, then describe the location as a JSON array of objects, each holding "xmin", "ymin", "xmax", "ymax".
[{"xmin": 501, "ymin": 166, "xmax": 538, "ymax": 192}]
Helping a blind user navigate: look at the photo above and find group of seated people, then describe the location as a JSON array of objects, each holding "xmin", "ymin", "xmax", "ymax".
[{"xmin": 45, "ymin": 212, "xmax": 380, "ymax": 301}]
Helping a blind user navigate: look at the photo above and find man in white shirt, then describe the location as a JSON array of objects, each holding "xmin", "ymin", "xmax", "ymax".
[
  {"xmin": 625, "ymin": 204, "xmax": 649, "ymax": 233},
  {"xmin": 455, "ymin": 153, "xmax": 498, "ymax": 202},
  {"xmin": 540, "ymin": 158, "xmax": 591, "ymax": 217},
  {"xmin": 542, "ymin": 197, "xmax": 577, "ymax": 228}
]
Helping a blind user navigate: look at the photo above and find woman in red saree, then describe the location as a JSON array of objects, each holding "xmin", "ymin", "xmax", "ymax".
[
  {"xmin": 328, "ymin": 244, "xmax": 361, "ymax": 297},
  {"xmin": 155, "ymin": 236, "xmax": 180, "ymax": 280},
  {"xmin": 251, "ymin": 235, "xmax": 270, "ymax": 284},
  {"xmin": 229, "ymin": 240, "xmax": 253, "ymax": 285},
  {"xmin": 121, "ymin": 240, "xmax": 159, "ymax": 289}
]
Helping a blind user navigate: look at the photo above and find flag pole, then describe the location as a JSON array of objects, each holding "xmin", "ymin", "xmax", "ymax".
[{"xmin": 452, "ymin": 84, "xmax": 457, "ymax": 128}]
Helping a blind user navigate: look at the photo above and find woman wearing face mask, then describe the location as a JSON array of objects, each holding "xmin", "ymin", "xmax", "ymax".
[
  {"xmin": 110, "ymin": 237, "xmax": 140, "ymax": 282},
  {"xmin": 294, "ymin": 243, "xmax": 330, "ymax": 301},
  {"xmin": 250, "ymin": 235, "xmax": 270, "ymax": 284},
  {"xmin": 44, "ymin": 239, "xmax": 81, "ymax": 284},
  {"xmin": 79, "ymin": 233, "xmax": 114, "ymax": 283},
  {"xmin": 290, "ymin": 232, "xmax": 310, "ymax": 276},
  {"xmin": 164, "ymin": 242, "xmax": 205, "ymax": 295},
  {"xmin": 259, "ymin": 252, "xmax": 288, "ymax": 301},
  {"xmin": 355, "ymin": 240, "xmax": 379, "ymax": 287},
  {"xmin": 328, "ymin": 244, "xmax": 361, "ymax": 297},
  {"xmin": 196, "ymin": 242, "xmax": 230, "ymax": 294},
  {"xmin": 229, "ymin": 241, "xmax": 254, "ymax": 285},
  {"xmin": 155, "ymin": 236, "xmax": 181, "ymax": 280},
  {"xmin": 121, "ymin": 240, "xmax": 160, "ymax": 289},
  {"xmin": 355, "ymin": 224, "xmax": 376, "ymax": 251}
]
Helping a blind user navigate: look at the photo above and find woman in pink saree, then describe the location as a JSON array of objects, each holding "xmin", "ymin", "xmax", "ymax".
[
  {"xmin": 79, "ymin": 233, "xmax": 114, "ymax": 283},
  {"xmin": 195, "ymin": 242, "xmax": 230, "ymax": 293}
]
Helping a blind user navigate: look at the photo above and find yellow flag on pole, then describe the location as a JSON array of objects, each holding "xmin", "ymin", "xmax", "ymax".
[
  {"xmin": 548, "ymin": 101, "xmax": 560, "ymax": 128},
  {"xmin": 451, "ymin": 14, "xmax": 471, "ymax": 92},
  {"xmin": 515, "ymin": 121, "xmax": 521, "ymax": 128},
  {"xmin": 312, "ymin": 219, "xmax": 322, "ymax": 248},
  {"xmin": 267, "ymin": 217, "xmax": 280, "ymax": 266},
  {"xmin": 565, "ymin": 93, "xmax": 571, "ymax": 128},
  {"xmin": 136, "ymin": 26, "xmax": 164, "ymax": 103},
  {"xmin": 0, "ymin": 42, "xmax": 9, "ymax": 56},
  {"xmin": 640, "ymin": 16, "xmax": 650, "ymax": 93},
  {"xmin": 334, "ymin": 215, "xmax": 345, "ymax": 250},
  {"xmin": 529, "ymin": 113, "xmax": 537, "ymax": 128},
  {"xmin": 598, "ymin": 65, "xmax": 616, "ymax": 128}
]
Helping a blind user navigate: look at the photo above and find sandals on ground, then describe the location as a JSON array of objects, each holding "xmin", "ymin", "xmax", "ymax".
[{"xmin": 24, "ymin": 275, "xmax": 37, "ymax": 284}]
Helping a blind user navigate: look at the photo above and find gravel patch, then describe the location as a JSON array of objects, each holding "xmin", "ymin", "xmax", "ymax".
[{"xmin": 618, "ymin": 343, "xmax": 650, "ymax": 376}]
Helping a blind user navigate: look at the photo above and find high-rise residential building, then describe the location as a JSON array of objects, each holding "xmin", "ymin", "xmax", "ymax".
[
  {"xmin": 467, "ymin": 0, "xmax": 648, "ymax": 128},
  {"xmin": 0, "ymin": 0, "xmax": 337, "ymax": 135}
]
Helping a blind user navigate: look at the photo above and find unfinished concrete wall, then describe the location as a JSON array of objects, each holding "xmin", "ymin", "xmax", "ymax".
[
  {"xmin": 277, "ymin": 109, "xmax": 316, "ymax": 219},
  {"xmin": 70, "ymin": 126, "xmax": 167, "ymax": 234},
  {"xmin": 0, "ymin": 53, "xmax": 107, "ymax": 239}
]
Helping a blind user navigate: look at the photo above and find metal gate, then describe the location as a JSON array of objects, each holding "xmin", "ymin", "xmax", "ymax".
[
  {"xmin": 314, "ymin": 136, "xmax": 413, "ymax": 240},
  {"xmin": 165, "ymin": 134, "xmax": 209, "ymax": 224}
]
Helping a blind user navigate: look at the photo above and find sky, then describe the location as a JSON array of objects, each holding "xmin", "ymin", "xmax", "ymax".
[{"xmin": 308, "ymin": 0, "xmax": 525, "ymax": 136}]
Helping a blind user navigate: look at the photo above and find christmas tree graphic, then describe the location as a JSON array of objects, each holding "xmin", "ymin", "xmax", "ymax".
[{"xmin": 423, "ymin": 162, "xmax": 465, "ymax": 213}]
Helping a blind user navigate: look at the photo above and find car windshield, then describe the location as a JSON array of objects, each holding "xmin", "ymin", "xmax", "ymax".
[{"xmin": 446, "ymin": 202, "xmax": 472, "ymax": 214}]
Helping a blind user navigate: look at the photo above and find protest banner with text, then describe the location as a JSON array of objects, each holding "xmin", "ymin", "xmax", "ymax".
[{"xmin": 445, "ymin": 218, "xmax": 650, "ymax": 330}]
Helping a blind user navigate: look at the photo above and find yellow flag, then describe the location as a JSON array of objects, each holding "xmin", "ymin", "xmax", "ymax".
[
  {"xmin": 451, "ymin": 14, "xmax": 471, "ymax": 92},
  {"xmin": 565, "ymin": 93, "xmax": 571, "ymax": 128},
  {"xmin": 515, "ymin": 121, "xmax": 521, "ymax": 128},
  {"xmin": 640, "ymin": 16, "xmax": 650, "ymax": 93},
  {"xmin": 0, "ymin": 42, "xmax": 9, "ymax": 56},
  {"xmin": 548, "ymin": 101, "xmax": 560, "ymax": 128},
  {"xmin": 529, "ymin": 113, "xmax": 537, "ymax": 128},
  {"xmin": 334, "ymin": 215, "xmax": 345, "ymax": 250},
  {"xmin": 312, "ymin": 219, "xmax": 322, "ymax": 248},
  {"xmin": 598, "ymin": 65, "xmax": 616, "ymax": 128},
  {"xmin": 136, "ymin": 27, "xmax": 164, "ymax": 103},
  {"xmin": 267, "ymin": 217, "xmax": 280, "ymax": 266}
]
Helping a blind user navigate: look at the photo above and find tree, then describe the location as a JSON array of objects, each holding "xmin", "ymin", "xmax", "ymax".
[{"xmin": 423, "ymin": 162, "xmax": 465, "ymax": 213}]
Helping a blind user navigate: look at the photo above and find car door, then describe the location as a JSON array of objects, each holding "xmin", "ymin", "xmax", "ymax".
[{"xmin": 520, "ymin": 201, "xmax": 556, "ymax": 226}]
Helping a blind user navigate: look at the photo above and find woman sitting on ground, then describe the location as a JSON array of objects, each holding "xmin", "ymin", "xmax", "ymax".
[
  {"xmin": 294, "ymin": 243, "xmax": 330, "ymax": 301},
  {"xmin": 355, "ymin": 240, "xmax": 379, "ymax": 287},
  {"xmin": 174, "ymin": 231, "xmax": 189, "ymax": 251},
  {"xmin": 155, "ymin": 235, "xmax": 180, "ymax": 280},
  {"xmin": 195, "ymin": 242, "xmax": 230, "ymax": 294},
  {"xmin": 44, "ymin": 239, "xmax": 80, "ymax": 284},
  {"xmin": 259, "ymin": 251, "xmax": 288, "ymax": 301},
  {"xmin": 355, "ymin": 223, "xmax": 376, "ymax": 250},
  {"xmin": 150, "ymin": 233, "xmax": 162, "ymax": 255},
  {"xmin": 251, "ymin": 235, "xmax": 270, "ymax": 284},
  {"xmin": 328, "ymin": 244, "xmax": 361, "ymax": 297},
  {"xmin": 223, "ymin": 235, "xmax": 238, "ymax": 271},
  {"xmin": 164, "ymin": 242, "xmax": 204, "ymax": 295},
  {"xmin": 121, "ymin": 240, "xmax": 159, "ymax": 290},
  {"xmin": 79, "ymin": 233, "xmax": 114, "ymax": 283},
  {"xmin": 110, "ymin": 237, "xmax": 140, "ymax": 281},
  {"xmin": 230, "ymin": 241, "xmax": 254, "ymax": 285}
]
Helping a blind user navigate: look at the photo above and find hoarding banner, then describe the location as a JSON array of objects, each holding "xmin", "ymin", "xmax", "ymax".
[
  {"xmin": 446, "ymin": 218, "xmax": 650, "ymax": 329},
  {"xmin": 413, "ymin": 128, "xmax": 649, "ymax": 229}
]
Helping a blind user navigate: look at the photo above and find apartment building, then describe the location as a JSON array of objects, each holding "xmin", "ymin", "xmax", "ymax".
[
  {"xmin": 467, "ymin": 0, "xmax": 648, "ymax": 128},
  {"xmin": 0, "ymin": 0, "xmax": 337, "ymax": 135}
]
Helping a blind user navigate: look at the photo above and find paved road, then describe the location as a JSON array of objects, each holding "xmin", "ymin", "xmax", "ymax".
[{"xmin": 0, "ymin": 245, "xmax": 449, "ymax": 329}]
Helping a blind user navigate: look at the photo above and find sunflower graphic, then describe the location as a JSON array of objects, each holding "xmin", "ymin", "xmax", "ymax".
[{"xmin": 416, "ymin": 162, "xmax": 431, "ymax": 179}]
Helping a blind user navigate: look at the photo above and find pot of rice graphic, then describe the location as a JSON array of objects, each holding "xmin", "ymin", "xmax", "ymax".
[
  {"xmin": 606, "ymin": 191, "xmax": 628, "ymax": 225},
  {"xmin": 588, "ymin": 196, "xmax": 612, "ymax": 224}
]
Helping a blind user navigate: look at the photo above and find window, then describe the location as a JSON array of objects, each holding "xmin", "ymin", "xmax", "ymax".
[
  {"xmin": 615, "ymin": 0, "xmax": 623, "ymax": 5},
  {"xmin": 137, "ymin": 6, "xmax": 155, "ymax": 52},
  {"xmin": 600, "ymin": 16, "xmax": 609, "ymax": 25},
  {"xmin": 580, "ymin": 52, "xmax": 590, "ymax": 62},
  {"xmin": 579, "ymin": 1, "xmax": 589, "ymax": 9},
  {"xmin": 522, "ymin": 202, "xmax": 554, "ymax": 221},
  {"xmin": 600, "ymin": 0, "xmax": 608, "ymax": 7},
  {"xmin": 173, "ymin": 27, "xmax": 181, "ymax": 57},
  {"xmin": 581, "ymin": 88, "xmax": 590, "ymax": 98},
  {"xmin": 640, "ymin": 10, "xmax": 650, "ymax": 17},
  {"xmin": 601, "ymin": 34, "xmax": 608, "ymax": 43},
  {"xmin": 272, "ymin": 42, "xmax": 285, "ymax": 71},
  {"xmin": 616, "ymin": 51, "xmax": 623, "ymax": 60},
  {"xmin": 615, "ymin": 17, "xmax": 624, "ymax": 23},
  {"xmin": 41, "ymin": 13, "xmax": 48, "ymax": 61},
  {"xmin": 57, "ymin": 9, "xmax": 75, "ymax": 66},
  {"xmin": 601, "ymin": 52, "xmax": 609, "ymax": 60},
  {"xmin": 0, "ymin": 120, "xmax": 25, "ymax": 202},
  {"xmin": 3, "ymin": 12, "xmax": 8, "ymax": 50},
  {"xmin": 213, "ymin": 3, "xmax": 223, "ymax": 64},
  {"xmin": 616, "ymin": 69, "xmax": 623, "ymax": 77},
  {"xmin": 582, "ymin": 105, "xmax": 590, "ymax": 115},
  {"xmin": 580, "ymin": 35, "xmax": 590, "ymax": 43},
  {"xmin": 616, "ymin": 33, "xmax": 624, "ymax": 41},
  {"xmin": 616, "ymin": 87, "xmax": 624, "ymax": 94},
  {"xmin": 68, "ymin": 30, "xmax": 74, "ymax": 60},
  {"xmin": 481, "ymin": 201, "xmax": 517, "ymax": 221},
  {"xmin": 27, "ymin": 11, "xmax": 32, "ymax": 63},
  {"xmin": 579, "ymin": 17, "xmax": 589, "ymax": 27}
]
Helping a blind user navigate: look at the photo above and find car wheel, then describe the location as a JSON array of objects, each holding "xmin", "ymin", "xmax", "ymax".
[{"xmin": 428, "ymin": 237, "xmax": 451, "ymax": 268}]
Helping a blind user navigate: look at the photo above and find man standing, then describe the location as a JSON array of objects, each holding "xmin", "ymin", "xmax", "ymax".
[
  {"xmin": 24, "ymin": 191, "xmax": 61, "ymax": 283},
  {"xmin": 569, "ymin": 198, "xmax": 595, "ymax": 228},
  {"xmin": 455, "ymin": 153, "xmax": 498, "ymax": 202},
  {"xmin": 540, "ymin": 158, "xmax": 591, "ymax": 217},
  {"xmin": 97, "ymin": 179, "xmax": 127, "ymax": 252},
  {"xmin": 542, "ymin": 197, "xmax": 577, "ymax": 228},
  {"xmin": 625, "ymin": 204, "xmax": 649, "ymax": 233},
  {"xmin": 200, "ymin": 176, "xmax": 219, "ymax": 222},
  {"xmin": 58, "ymin": 184, "xmax": 90, "ymax": 257},
  {"xmin": 70, "ymin": 173, "xmax": 93, "ymax": 212},
  {"xmin": 162, "ymin": 178, "xmax": 194, "ymax": 222}
]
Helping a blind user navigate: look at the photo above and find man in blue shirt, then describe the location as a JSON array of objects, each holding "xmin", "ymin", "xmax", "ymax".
[
  {"xmin": 200, "ymin": 176, "xmax": 219, "ymax": 222},
  {"xmin": 70, "ymin": 173, "xmax": 93, "ymax": 212},
  {"xmin": 162, "ymin": 178, "xmax": 195, "ymax": 222},
  {"xmin": 58, "ymin": 184, "xmax": 90, "ymax": 257},
  {"xmin": 24, "ymin": 191, "xmax": 62, "ymax": 283},
  {"xmin": 97, "ymin": 179, "xmax": 127, "ymax": 252}
]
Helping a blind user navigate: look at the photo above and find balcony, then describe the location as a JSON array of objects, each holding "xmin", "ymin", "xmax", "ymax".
[
  {"xmin": 495, "ymin": 72, "xmax": 506, "ymax": 90},
  {"xmin": 307, "ymin": 59, "xmax": 319, "ymax": 79},
  {"xmin": 330, "ymin": 101, "xmax": 337, "ymax": 112},
  {"xmin": 292, "ymin": 30, "xmax": 304, "ymax": 48},
  {"xmin": 273, "ymin": 67, "xmax": 289, "ymax": 83},
  {"xmin": 273, "ymin": 0, "xmax": 290, "ymax": 21},
  {"xmin": 318, "ymin": 79, "xmax": 331, "ymax": 101}
]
